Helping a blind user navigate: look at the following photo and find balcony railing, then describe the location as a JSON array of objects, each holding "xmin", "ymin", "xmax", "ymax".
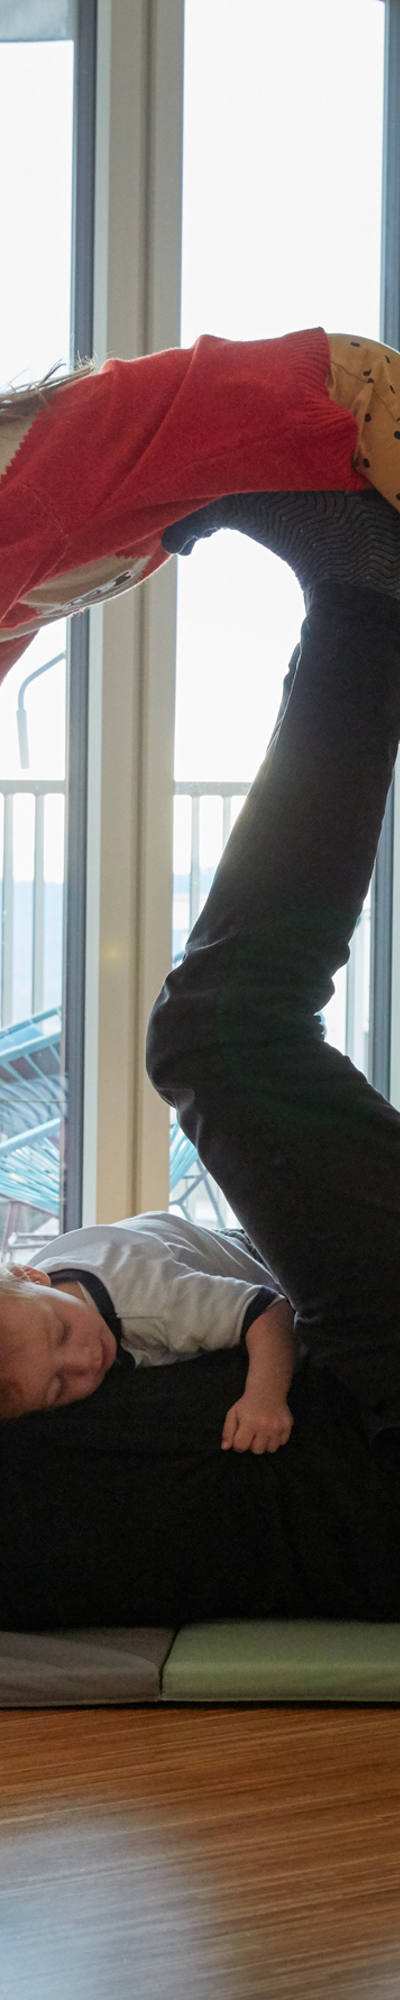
[
  {"xmin": 173, "ymin": 780, "xmax": 372, "ymax": 1080},
  {"xmin": 0, "ymin": 773, "xmax": 371, "ymax": 1059},
  {"xmin": 0, "ymin": 779, "xmax": 65, "ymax": 1025},
  {"xmin": 0, "ymin": 777, "xmax": 249, "ymax": 1030},
  {"xmin": 174, "ymin": 780, "xmax": 249, "ymax": 937},
  {"xmin": 0, "ymin": 774, "xmax": 372, "ymax": 1249}
]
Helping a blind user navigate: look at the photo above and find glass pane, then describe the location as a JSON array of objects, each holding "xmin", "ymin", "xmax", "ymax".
[
  {"xmin": 171, "ymin": 0, "xmax": 384, "ymax": 1226},
  {"xmin": 0, "ymin": 39, "xmax": 74, "ymax": 1261},
  {"xmin": 0, "ymin": 2, "xmax": 75, "ymax": 34}
]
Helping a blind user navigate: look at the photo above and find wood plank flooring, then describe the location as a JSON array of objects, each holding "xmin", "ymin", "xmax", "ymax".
[{"xmin": 0, "ymin": 1706, "xmax": 400, "ymax": 1997}]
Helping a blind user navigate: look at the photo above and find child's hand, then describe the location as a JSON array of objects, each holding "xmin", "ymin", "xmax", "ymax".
[{"xmin": 221, "ymin": 1393, "xmax": 293, "ymax": 1455}]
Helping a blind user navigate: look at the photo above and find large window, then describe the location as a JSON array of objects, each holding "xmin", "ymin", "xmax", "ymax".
[{"xmin": 170, "ymin": 0, "xmax": 385, "ymax": 1227}]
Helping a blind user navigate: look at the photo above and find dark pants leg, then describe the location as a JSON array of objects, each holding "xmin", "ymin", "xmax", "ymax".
[{"xmin": 146, "ymin": 585, "xmax": 400, "ymax": 1436}]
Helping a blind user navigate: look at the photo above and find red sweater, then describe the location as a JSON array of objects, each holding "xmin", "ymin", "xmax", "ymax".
[{"xmin": 0, "ymin": 326, "xmax": 367, "ymax": 684}]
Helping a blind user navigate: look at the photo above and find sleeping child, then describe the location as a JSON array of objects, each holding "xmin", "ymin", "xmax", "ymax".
[{"xmin": 0, "ymin": 1209, "xmax": 299, "ymax": 1452}]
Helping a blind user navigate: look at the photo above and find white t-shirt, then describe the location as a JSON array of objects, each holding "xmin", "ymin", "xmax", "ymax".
[{"xmin": 28, "ymin": 1210, "xmax": 278, "ymax": 1369}]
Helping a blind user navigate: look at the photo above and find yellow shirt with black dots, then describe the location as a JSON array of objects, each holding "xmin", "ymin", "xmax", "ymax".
[{"xmin": 327, "ymin": 333, "xmax": 400, "ymax": 514}]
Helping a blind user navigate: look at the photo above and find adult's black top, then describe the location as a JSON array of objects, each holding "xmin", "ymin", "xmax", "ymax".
[{"xmin": 2, "ymin": 1342, "xmax": 400, "ymax": 1629}]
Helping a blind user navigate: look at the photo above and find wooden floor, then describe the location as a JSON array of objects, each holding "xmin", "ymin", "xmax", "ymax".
[{"xmin": 0, "ymin": 1705, "xmax": 400, "ymax": 1996}]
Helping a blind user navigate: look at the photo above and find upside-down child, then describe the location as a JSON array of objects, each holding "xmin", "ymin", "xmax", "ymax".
[
  {"xmin": 2, "ymin": 326, "xmax": 400, "ymax": 685},
  {"xmin": 0, "ymin": 1212, "xmax": 299, "ymax": 1446}
]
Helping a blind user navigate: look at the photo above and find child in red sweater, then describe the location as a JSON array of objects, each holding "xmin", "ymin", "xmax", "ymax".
[{"xmin": 1, "ymin": 326, "xmax": 400, "ymax": 685}]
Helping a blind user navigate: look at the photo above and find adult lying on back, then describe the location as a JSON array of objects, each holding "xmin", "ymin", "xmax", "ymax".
[
  {"xmin": 1, "ymin": 326, "xmax": 400, "ymax": 1632},
  {"xmin": 1, "ymin": 560, "xmax": 400, "ymax": 1634}
]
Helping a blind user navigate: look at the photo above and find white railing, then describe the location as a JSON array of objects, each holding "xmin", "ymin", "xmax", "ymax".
[
  {"xmin": 173, "ymin": 780, "xmax": 372, "ymax": 1076},
  {"xmin": 173, "ymin": 779, "xmax": 249, "ymax": 928},
  {"xmin": 0, "ymin": 774, "xmax": 371, "ymax": 1066},
  {"xmin": 0, "ymin": 770, "xmax": 372, "ymax": 1249},
  {"xmin": 0, "ymin": 779, "xmax": 65, "ymax": 1026}
]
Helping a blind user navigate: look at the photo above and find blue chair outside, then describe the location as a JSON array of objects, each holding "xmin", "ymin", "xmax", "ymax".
[
  {"xmin": 169, "ymin": 1117, "xmax": 227, "ymax": 1228},
  {"xmin": 0, "ymin": 1009, "xmax": 65, "ymax": 1253}
]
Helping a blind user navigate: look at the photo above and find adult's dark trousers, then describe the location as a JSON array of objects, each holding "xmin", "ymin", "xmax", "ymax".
[{"xmin": 146, "ymin": 585, "xmax": 400, "ymax": 1441}]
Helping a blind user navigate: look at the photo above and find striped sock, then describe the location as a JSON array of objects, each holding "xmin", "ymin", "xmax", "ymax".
[{"xmin": 162, "ymin": 488, "xmax": 400, "ymax": 601}]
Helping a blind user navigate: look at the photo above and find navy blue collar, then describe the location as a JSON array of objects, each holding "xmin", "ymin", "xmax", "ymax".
[{"xmin": 50, "ymin": 1267, "xmax": 124, "ymax": 1360}]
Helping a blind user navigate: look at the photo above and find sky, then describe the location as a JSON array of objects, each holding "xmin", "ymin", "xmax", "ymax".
[{"xmin": 0, "ymin": 1, "xmax": 385, "ymax": 1054}]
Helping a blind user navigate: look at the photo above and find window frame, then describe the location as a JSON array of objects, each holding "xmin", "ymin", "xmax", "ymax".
[
  {"xmin": 81, "ymin": 0, "xmax": 400, "ymax": 1217},
  {"xmin": 81, "ymin": 0, "xmax": 185, "ymax": 1225},
  {"xmin": 62, "ymin": 0, "xmax": 97, "ymax": 1229}
]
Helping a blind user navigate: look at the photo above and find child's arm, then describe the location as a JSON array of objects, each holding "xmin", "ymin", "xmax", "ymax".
[{"xmin": 221, "ymin": 1296, "xmax": 296, "ymax": 1455}]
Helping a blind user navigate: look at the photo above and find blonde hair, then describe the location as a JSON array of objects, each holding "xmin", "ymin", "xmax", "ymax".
[
  {"xmin": 0, "ymin": 356, "xmax": 97, "ymax": 426},
  {"xmin": 0, "ymin": 1262, "xmax": 33, "ymax": 1420},
  {"xmin": 0, "ymin": 1260, "xmax": 26, "ymax": 1296}
]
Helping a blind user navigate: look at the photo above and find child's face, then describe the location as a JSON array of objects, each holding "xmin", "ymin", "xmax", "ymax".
[{"xmin": 0, "ymin": 1270, "xmax": 117, "ymax": 1417}]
